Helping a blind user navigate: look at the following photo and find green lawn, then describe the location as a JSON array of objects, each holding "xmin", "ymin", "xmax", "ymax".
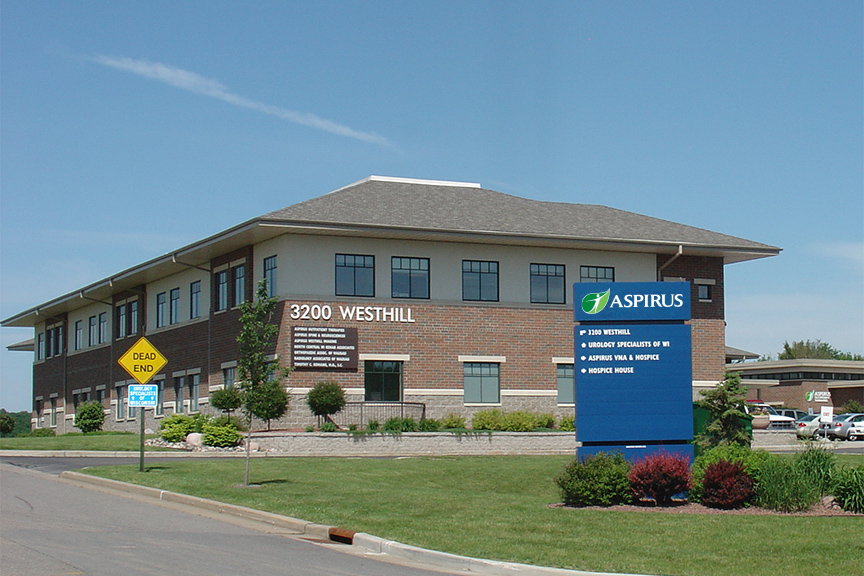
[
  {"xmin": 81, "ymin": 455, "xmax": 863, "ymax": 576},
  {"xmin": 0, "ymin": 432, "xmax": 172, "ymax": 451}
]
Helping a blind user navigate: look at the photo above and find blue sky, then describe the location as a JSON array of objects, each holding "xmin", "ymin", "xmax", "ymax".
[{"xmin": 1, "ymin": 1, "xmax": 862, "ymax": 412}]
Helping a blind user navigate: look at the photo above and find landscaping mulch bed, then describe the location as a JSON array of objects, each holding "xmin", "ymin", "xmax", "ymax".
[{"xmin": 549, "ymin": 497, "xmax": 862, "ymax": 516}]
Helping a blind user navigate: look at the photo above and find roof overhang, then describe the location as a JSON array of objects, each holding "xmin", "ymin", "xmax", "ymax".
[{"xmin": 2, "ymin": 217, "xmax": 780, "ymax": 329}]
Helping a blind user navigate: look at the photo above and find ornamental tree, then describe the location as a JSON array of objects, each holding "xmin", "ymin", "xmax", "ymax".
[
  {"xmin": 236, "ymin": 279, "xmax": 291, "ymax": 485},
  {"xmin": 696, "ymin": 371, "xmax": 750, "ymax": 450}
]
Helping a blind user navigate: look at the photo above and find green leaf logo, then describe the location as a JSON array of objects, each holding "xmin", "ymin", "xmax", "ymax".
[{"xmin": 581, "ymin": 289, "xmax": 610, "ymax": 314}]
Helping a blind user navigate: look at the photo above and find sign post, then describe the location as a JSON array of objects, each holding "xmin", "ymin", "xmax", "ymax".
[{"xmin": 118, "ymin": 337, "xmax": 167, "ymax": 472}]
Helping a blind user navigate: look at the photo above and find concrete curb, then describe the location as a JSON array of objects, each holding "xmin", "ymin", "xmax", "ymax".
[{"xmin": 57, "ymin": 470, "xmax": 647, "ymax": 576}]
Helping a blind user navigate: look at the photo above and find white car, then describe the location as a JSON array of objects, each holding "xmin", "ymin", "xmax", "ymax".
[
  {"xmin": 743, "ymin": 404, "xmax": 796, "ymax": 428},
  {"xmin": 848, "ymin": 420, "xmax": 864, "ymax": 442},
  {"xmin": 795, "ymin": 414, "xmax": 820, "ymax": 438}
]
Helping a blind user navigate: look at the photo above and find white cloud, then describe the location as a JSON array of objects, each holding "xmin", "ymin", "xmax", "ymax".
[
  {"xmin": 809, "ymin": 241, "xmax": 864, "ymax": 276},
  {"xmin": 92, "ymin": 55, "xmax": 392, "ymax": 146}
]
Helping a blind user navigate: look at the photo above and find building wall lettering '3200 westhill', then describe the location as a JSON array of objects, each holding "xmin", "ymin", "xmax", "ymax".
[{"xmin": 2, "ymin": 176, "xmax": 781, "ymax": 433}]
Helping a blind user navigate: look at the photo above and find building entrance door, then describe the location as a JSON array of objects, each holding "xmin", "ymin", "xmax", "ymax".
[{"xmin": 364, "ymin": 361, "xmax": 403, "ymax": 401}]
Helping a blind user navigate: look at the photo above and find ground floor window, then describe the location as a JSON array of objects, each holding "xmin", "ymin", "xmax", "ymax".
[
  {"xmin": 154, "ymin": 380, "xmax": 164, "ymax": 416},
  {"xmin": 364, "ymin": 361, "xmax": 402, "ymax": 401},
  {"xmin": 115, "ymin": 386, "xmax": 126, "ymax": 420},
  {"xmin": 464, "ymin": 362, "xmax": 500, "ymax": 404},
  {"xmin": 188, "ymin": 374, "xmax": 200, "ymax": 412},
  {"xmin": 174, "ymin": 376, "xmax": 185, "ymax": 413},
  {"xmin": 556, "ymin": 364, "xmax": 575, "ymax": 404}
]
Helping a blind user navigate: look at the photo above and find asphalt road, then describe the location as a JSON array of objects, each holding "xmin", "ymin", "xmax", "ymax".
[{"xmin": 0, "ymin": 460, "xmax": 459, "ymax": 576}]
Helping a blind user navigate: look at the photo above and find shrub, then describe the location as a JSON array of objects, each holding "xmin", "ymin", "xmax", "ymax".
[
  {"xmin": 320, "ymin": 421, "xmax": 337, "ymax": 432},
  {"xmin": 367, "ymin": 419, "xmax": 380, "ymax": 432},
  {"xmin": 755, "ymin": 455, "xmax": 820, "ymax": 512},
  {"xmin": 472, "ymin": 409, "xmax": 505, "ymax": 431},
  {"xmin": 211, "ymin": 415, "xmax": 246, "ymax": 431},
  {"xmin": 418, "ymin": 418, "xmax": 441, "ymax": 432},
  {"xmin": 29, "ymin": 427, "xmax": 56, "ymax": 437},
  {"xmin": 441, "ymin": 413, "xmax": 466, "ymax": 429},
  {"xmin": 503, "ymin": 411, "xmax": 536, "ymax": 432},
  {"xmin": 202, "ymin": 423, "xmax": 242, "ymax": 447},
  {"xmin": 555, "ymin": 452, "xmax": 632, "ymax": 507},
  {"xmin": 794, "ymin": 444, "xmax": 836, "ymax": 496},
  {"xmin": 628, "ymin": 451, "xmax": 692, "ymax": 505},
  {"xmin": 831, "ymin": 465, "xmax": 864, "ymax": 513},
  {"xmin": 533, "ymin": 413, "xmax": 556, "ymax": 430},
  {"xmin": 691, "ymin": 444, "xmax": 770, "ymax": 502},
  {"xmin": 74, "ymin": 401, "xmax": 106, "ymax": 433},
  {"xmin": 558, "ymin": 415, "xmax": 575, "ymax": 432},
  {"xmin": 210, "ymin": 388, "xmax": 243, "ymax": 414},
  {"xmin": 0, "ymin": 412, "xmax": 15, "ymax": 435},
  {"xmin": 701, "ymin": 459, "xmax": 754, "ymax": 509},
  {"xmin": 384, "ymin": 417, "xmax": 418, "ymax": 433},
  {"xmin": 159, "ymin": 414, "xmax": 196, "ymax": 443},
  {"xmin": 305, "ymin": 425, "xmax": 315, "ymax": 433},
  {"xmin": 306, "ymin": 381, "xmax": 346, "ymax": 421}
]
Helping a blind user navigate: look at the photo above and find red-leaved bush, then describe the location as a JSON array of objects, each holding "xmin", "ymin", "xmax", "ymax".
[
  {"xmin": 628, "ymin": 451, "xmax": 692, "ymax": 505},
  {"xmin": 701, "ymin": 459, "xmax": 754, "ymax": 509}
]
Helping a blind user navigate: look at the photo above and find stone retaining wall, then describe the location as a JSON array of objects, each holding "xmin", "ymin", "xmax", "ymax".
[{"xmin": 252, "ymin": 431, "xmax": 578, "ymax": 457}]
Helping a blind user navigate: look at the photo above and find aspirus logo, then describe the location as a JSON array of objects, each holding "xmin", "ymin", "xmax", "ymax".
[
  {"xmin": 581, "ymin": 288, "xmax": 685, "ymax": 314},
  {"xmin": 581, "ymin": 289, "xmax": 610, "ymax": 314}
]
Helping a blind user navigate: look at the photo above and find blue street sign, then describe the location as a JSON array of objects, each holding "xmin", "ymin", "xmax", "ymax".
[{"xmin": 128, "ymin": 384, "xmax": 159, "ymax": 408}]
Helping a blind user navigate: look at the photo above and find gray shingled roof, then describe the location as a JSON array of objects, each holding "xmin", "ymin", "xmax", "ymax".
[{"xmin": 264, "ymin": 176, "xmax": 779, "ymax": 253}]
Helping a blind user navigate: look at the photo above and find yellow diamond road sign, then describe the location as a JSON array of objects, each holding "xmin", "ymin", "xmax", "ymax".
[{"xmin": 118, "ymin": 337, "xmax": 168, "ymax": 384}]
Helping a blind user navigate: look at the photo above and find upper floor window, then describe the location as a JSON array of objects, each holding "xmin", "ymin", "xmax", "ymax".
[
  {"xmin": 74, "ymin": 320, "xmax": 83, "ymax": 351},
  {"xmin": 44, "ymin": 324, "xmax": 63, "ymax": 357},
  {"xmin": 530, "ymin": 264, "xmax": 565, "ymax": 304},
  {"xmin": 215, "ymin": 270, "xmax": 229, "ymax": 311},
  {"xmin": 392, "ymin": 257, "xmax": 429, "ymax": 299},
  {"xmin": 336, "ymin": 254, "xmax": 375, "ymax": 297},
  {"xmin": 232, "ymin": 264, "xmax": 246, "ymax": 307},
  {"xmin": 36, "ymin": 333, "xmax": 45, "ymax": 361},
  {"xmin": 580, "ymin": 266, "xmax": 614, "ymax": 283},
  {"xmin": 156, "ymin": 292, "xmax": 167, "ymax": 328},
  {"xmin": 263, "ymin": 255, "xmax": 277, "ymax": 298},
  {"xmin": 98, "ymin": 312, "xmax": 107, "ymax": 344},
  {"xmin": 116, "ymin": 299, "xmax": 139, "ymax": 339},
  {"xmin": 169, "ymin": 288, "xmax": 180, "ymax": 324},
  {"xmin": 88, "ymin": 316, "xmax": 98, "ymax": 347},
  {"xmin": 462, "ymin": 260, "xmax": 498, "ymax": 302},
  {"xmin": 190, "ymin": 281, "xmax": 201, "ymax": 319}
]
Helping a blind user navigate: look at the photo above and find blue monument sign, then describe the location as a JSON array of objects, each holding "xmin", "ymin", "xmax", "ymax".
[{"xmin": 574, "ymin": 282, "xmax": 693, "ymax": 461}]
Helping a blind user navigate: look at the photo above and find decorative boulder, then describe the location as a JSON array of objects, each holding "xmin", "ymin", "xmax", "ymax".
[{"xmin": 185, "ymin": 432, "xmax": 204, "ymax": 447}]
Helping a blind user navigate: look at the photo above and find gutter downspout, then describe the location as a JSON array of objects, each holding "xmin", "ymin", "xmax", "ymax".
[{"xmin": 657, "ymin": 245, "xmax": 683, "ymax": 281}]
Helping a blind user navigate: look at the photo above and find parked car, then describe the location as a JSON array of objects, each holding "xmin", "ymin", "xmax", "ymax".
[
  {"xmin": 777, "ymin": 409, "xmax": 808, "ymax": 421},
  {"xmin": 847, "ymin": 419, "xmax": 864, "ymax": 442},
  {"xmin": 795, "ymin": 414, "xmax": 820, "ymax": 438},
  {"xmin": 743, "ymin": 404, "xmax": 796, "ymax": 428},
  {"xmin": 817, "ymin": 413, "xmax": 864, "ymax": 440}
]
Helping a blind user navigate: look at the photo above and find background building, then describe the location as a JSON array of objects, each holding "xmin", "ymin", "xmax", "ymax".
[{"xmin": 3, "ymin": 176, "xmax": 781, "ymax": 432}]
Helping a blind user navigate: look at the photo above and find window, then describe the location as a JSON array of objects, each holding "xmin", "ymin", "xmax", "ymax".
[
  {"xmin": 45, "ymin": 324, "xmax": 63, "ymax": 357},
  {"xmin": 156, "ymin": 292, "xmax": 166, "ymax": 328},
  {"xmin": 556, "ymin": 364, "xmax": 575, "ymax": 404},
  {"xmin": 190, "ymin": 281, "xmax": 201, "ymax": 319},
  {"xmin": 364, "ymin": 361, "xmax": 402, "ymax": 401},
  {"xmin": 697, "ymin": 284, "xmax": 711, "ymax": 300},
  {"xmin": 36, "ymin": 333, "xmax": 45, "ymax": 361},
  {"xmin": 462, "ymin": 260, "xmax": 498, "ymax": 302},
  {"xmin": 96, "ymin": 388, "xmax": 106, "ymax": 405},
  {"xmin": 232, "ymin": 264, "xmax": 246, "ymax": 307},
  {"xmin": 34, "ymin": 399, "xmax": 43, "ymax": 427},
  {"xmin": 154, "ymin": 380, "xmax": 164, "ymax": 416},
  {"xmin": 530, "ymin": 264, "xmax": 565, "ymax": 304},
  {"xmin": 169, "ymin": 288, "xmax": 180, "ymax": 324},
  {"xmin": 129, "ymin": 301, "xmax": 138, "ymax": 335},
  {"xmin": 98, "ymin": 312, "xmax": 107, "ymax": 344},
  {"xmin": 188, "ymin": 374, "xmax": 200, "ymax": 412},
  {"xmin": 50, "ymin": 398, "xmax": 57, "ymax": 427},
  {"xmin": 116, "ymin": 386, "xmax": 126, "ymax": 420},
  {"xmin": 88, "ymin": 316, "xmax": 98, "ymax": 347},
  {"xmin": 128, "ymin": 403, "xmax": 137, "ymax": 420},
  {"xmin": 223, "ymin": 366, "xmax": 236, "ymax": 389},
  {"xmin": 464, "ymin": 362, "xmax": 500, "ymax": 403},
  {"xmin": 215, "ymin": 271, "xmax": 228, "ymax": 311},
  {"xmin": 74, "ymin": 321, "xmax": 84, "ymax": 351},
  {"xmin": 174, "ymin": 376, "xmax": 185, "ymax": 413},
  {"xmin": 336, "ymin": 254, "xmax": 375, "ymax": 297},
  {"xmin": 580, "ymin": 266, "xmax": 614, "ymax": 283},
  {"xmin": 264, "ymin": 255, "xmax": 277, "ymax": 298},
  {"xmin": 392, "ymin": 257, "xmax": 429, "ymax": 299}
]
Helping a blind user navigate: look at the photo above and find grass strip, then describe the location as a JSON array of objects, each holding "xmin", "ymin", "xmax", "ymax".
[
  {"xmin": 0, "ymin": 432, "xmax": 173, "ymax": 451},
  {"xmin": 81, "ymin": 455, "xmax": 863, "ymax": 576}
]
